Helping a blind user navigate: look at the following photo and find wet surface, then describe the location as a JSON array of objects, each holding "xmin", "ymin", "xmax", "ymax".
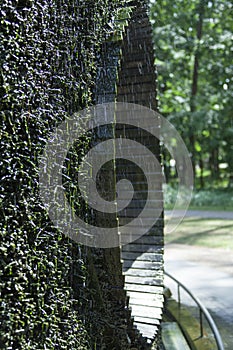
[
  {"xmin": 164, "ymin": 244, "xmax": 233, "ymax": 349},
  {"xmin": 211, "ymin": 312, "xmax": 233, "ymax": 350}
]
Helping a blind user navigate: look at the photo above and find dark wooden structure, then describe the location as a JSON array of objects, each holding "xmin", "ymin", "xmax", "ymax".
[{"xmin": 95, "ymin": 2, "xmax": 164, "ymax": 343}]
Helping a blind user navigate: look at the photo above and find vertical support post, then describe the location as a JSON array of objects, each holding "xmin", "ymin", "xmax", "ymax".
[
  {"xmin": 178, "ymin": 284, "xmax": 181, "ymax": 308},
  {"xmin": 200, "ymin": 308, "xmax": 204, "ymax": 338}
]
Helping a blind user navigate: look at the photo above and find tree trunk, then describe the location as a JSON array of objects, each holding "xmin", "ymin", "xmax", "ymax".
[
  {"xmin": 190, "ymin": 0, "xmax": 205, "ymax": 183},
  {"xmin": 199, "ymin": 155, "xmax": 204, "ymax": 189}
]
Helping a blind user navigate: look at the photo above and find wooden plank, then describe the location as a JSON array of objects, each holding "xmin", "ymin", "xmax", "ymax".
[
  {"xmin": 118, "ymin": 82, "xmax": 157, "ymax": 94},
  {"xmin": 117, "ymin": 99, "xmax": 157, "ymax": 111},
  {"xmin": 134, "ymin": 323, "xmax": 158, "ymax": 339},
  {"xmin": 119, "ymin": 216, "xmax": 163, "ymax": 225},
  {"xmin": 120, "ymin": 232, "xmax": 163, "ymax": 245},
  {"xmin": 129, "ymin": 297, "xmax": 164, "ymax": 308},
  {"xmin": 118, "ymin": 205, "xmax": 163, "ymax": 215},
  {"xmin": 127, "ymin": 291, "xmax": 164, "ymax": 303},
  {"xmin": 121, "ymin": 49, "xmax": 153, "ymax": 63},
  {"xmin": 119, "ymin": 208, "xmax": 163, "ymax": 219},
  {"xmin": 129, "ymin": 305, "xmax": 163, "ymax": 319},
  {"xmin": 129, "ymin": 295, "xmax": 164, "ymax": 308},
  {"xmin": 133, "ymin": 316, "xmax": 160, "ymax": 326},
  {"xmin": 120, "ymin": 238, "xmax": 163, "ymax": 248},
  {"xmin": 130, "ymin": 304, "xmax": 163, "ymax": 320},
  {"xmin": 115, "ymin": 141, "xmax": 159, "ymax": 153},
  {"xmin": 120, "ymin": 60, "xmax": 149, "ymax": 69},
  {"xmin": 124, "ymin": 275, "xmax": 163, "ymax": 286},
  {"xmin": 122, "ymin": 34, "xmax": 153, "ymax": 46},
  {"xmin": 117, "ymin": 188, "xmax": 159, "ymax": 200},
  {"xmin": 118, "ymin": 82, "xmax": 156, "ymax": 94},
  {"xmin": 126, "ymin": 26, "xmax": 153, "ymax": 39},
  {"xmin": 120, "ymin": 224, "xmax": 163, "ymax": 238},
  {"xmin": 124, "ymin": 283, "xmax": 163, "ymax": 294},
  {"xmin": 123, "ymin": 268, "xmax": 163, "ymax": 277},
  {"xmin": 123, "ymin": 235, "xmax": 164, "ymax": 245},
  {"xmin": 117, "ymin": 200, "xmax": 163, "ymax": 210},
  {"xmin": 118, "ymin": 73, "xmax": 157, "ymax": 85},
  {"xmin": 118, "ymin": 65, "xmax": 154, "ymax": 78},
  {"xmin": 121, "ymin": 251, "xmax": 163, "ymax": 262},
  {"xmin": 122, "ymin": 260, "xmax": 163, "ymax": 270},
  {"xmin": 121, "ymin": 91, "xmax": 156, "ymax": 101},
  {"xmin": 120, "ymin": 230, "xmax": 164, "ymax": 244},
  {"xmin": 122, "ymin": 244, "xmax": 163, "ymax": 254}
]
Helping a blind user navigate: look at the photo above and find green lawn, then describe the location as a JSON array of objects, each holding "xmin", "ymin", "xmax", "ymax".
[
  {"xmin": 187, "ymin": 205, "xmax": 233, "ymax": 211},
  {"xmin": 165, "ymin": 217, "xmax": 233, "ymax": 250},
  {"xmin": 163, "ymin": 185, "xmax": 233, "ymax": 212},
  {"xmin": 165, "ymin": 205, "xmax": 233, "ymax": 211}
]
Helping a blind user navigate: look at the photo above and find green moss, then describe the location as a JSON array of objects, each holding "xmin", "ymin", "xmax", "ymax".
[{"xmin": 0, "ymin": 0, "xmax": 128, "ymax": 348}]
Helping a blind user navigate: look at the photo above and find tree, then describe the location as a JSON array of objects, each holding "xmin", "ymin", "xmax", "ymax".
[{"xmin": 150, "ymin": 0, "xmax": 233, "ymax": 188}]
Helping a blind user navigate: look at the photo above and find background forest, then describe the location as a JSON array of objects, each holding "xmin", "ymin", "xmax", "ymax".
[{"xmin": 150, "ymin": 0, "xmax": 233, "ymax": 209}]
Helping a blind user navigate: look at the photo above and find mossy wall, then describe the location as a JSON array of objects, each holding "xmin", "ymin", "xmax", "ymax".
[{"xmin": 0, "ymin": 1, "xmax": 134, "ymax": 349}]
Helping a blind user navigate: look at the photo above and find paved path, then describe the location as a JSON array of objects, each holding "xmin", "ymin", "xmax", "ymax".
[
  {"xmin": 165, "ymin": 209, "xmax": 233, "ymax": 220},
  {"xmin": 164, "ymin": 244, "xmax": 233, "ymax": 349}
]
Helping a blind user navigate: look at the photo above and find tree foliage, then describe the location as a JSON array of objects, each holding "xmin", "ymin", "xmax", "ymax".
[{"xmin": 150, "ymin": 0, "xmax": 233, "ymax": 188}]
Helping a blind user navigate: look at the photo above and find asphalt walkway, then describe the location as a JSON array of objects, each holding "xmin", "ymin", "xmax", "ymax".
[
  {"xmin": 164, "ymin": 243, "xmax": 233, "ymax": 349},
  {"xmin": 164, "ymin": 206, "xmax": 233, "ymax": 349},
  {"xmin": 165, "ymin": 209, "xmax": 233, "ymax": 220}
]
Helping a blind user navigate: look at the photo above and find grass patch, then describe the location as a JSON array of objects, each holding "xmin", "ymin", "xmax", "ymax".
[
  {"xmin": 164, "ymin": 185, "xmax": 233, "ymax": 211},
  {"xmin": 186, "ymin": 205, "xmax": 233, "ymax": 211},
  {"xmin": 165, "ymin": 204, "xmax": 233, "ymax": 211},
  {"xmin": 165, "ymin": 217, "xmax": 233, "ymax": 250}
]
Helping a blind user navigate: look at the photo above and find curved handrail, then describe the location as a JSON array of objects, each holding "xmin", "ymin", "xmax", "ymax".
[{"xmin": 164, "ymin": 271, "xmax": 224, "ymax": 350}]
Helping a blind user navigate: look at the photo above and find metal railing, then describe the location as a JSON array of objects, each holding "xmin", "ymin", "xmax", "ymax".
[{"xmin": 164, "ymin": 271, "xmax": 224, "ymax": 350}]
